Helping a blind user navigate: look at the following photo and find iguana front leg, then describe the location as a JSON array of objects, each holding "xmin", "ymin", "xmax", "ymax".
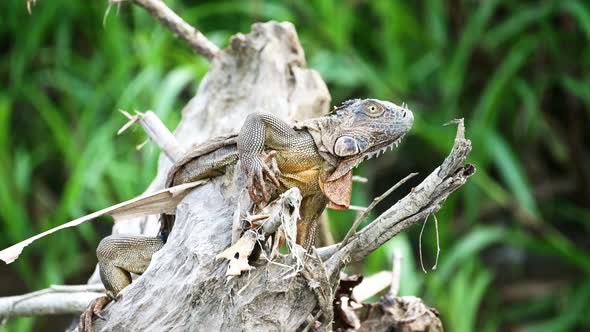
[{"xmin": 237, "ymin": 112, "xmax": 298, "ymax": 203}]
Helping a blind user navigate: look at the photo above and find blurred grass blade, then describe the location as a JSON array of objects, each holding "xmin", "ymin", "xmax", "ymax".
[{"xmin": 486, "ymin": 131, "xmax": 540, "ymax": 219}]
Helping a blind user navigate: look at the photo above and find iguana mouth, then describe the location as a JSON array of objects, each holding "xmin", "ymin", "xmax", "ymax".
[
  {"xmin": 353, "ymin": 133, "xmax": 407, "ymax": 166},
  {"xmin": 326, "ymin": 133, "xmax": 407, "ymax": 182}
]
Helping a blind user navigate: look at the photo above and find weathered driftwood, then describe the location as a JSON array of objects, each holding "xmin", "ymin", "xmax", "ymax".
[
  {"xmin": 90, "ymin": 21, "xmax": 333, "ymax": 331},
  {"xmin": 0, "ymin": 285, "xmax": 104, "ymax": 318}
]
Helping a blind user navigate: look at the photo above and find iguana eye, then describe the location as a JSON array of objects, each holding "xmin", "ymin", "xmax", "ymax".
[{"xmin": 366, "ymin": 103, "xmax": 383, "ymax": 116}]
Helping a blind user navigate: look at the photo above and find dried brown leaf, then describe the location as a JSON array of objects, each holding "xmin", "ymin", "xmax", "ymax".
[{"xmin": 0, "ymin": 180, "xmax": 205, "ymax": 264}]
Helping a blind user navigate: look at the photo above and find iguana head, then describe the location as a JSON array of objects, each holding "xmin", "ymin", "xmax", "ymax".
[{"xmin": 319, "ymin": 98, "xmax": 414, "ymax": 181}]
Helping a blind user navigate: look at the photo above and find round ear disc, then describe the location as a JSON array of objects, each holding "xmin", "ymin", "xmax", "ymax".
[{"xmin": 334, "ymin": 136, "xmax": 359, "ymax": 157}]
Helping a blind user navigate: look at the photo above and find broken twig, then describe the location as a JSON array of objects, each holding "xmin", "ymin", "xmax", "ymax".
[
  {"xmin": 110, "ymin": 0, "xmax": 219, "ymax": 59},
  {"xmin": 0, "ymin": 284, "xmax": 105, "ymax": 318},
  {"xmin": 389, "ymin": 250, "xmax": 402, "ymax": 298},
  {"xmin": 118, "ymin": 110, "xmax": 185, "ymax": 162},
  {"xmin": 0, "ymin": 180, "xmax": 205, "ymax": 264},
  {"xmin": 339, "ymin": 173, "xmax": 418, "ymax": 249}
]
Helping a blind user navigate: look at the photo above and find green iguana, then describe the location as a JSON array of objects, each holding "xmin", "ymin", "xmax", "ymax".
[{"xmin": 79, "ymin": 98, "xmax": 414, "ymax": 331}]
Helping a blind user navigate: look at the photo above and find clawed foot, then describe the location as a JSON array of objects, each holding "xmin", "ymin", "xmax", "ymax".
[
  {"xmin": 78, "ymin": 295, "xmax": 113, "ymax": 332},
  {"xmin": 244, "ymin": 152, "xmax": 280, "ymax": 204}
]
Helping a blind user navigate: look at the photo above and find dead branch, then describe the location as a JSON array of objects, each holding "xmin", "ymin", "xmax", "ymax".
[
  {"xmin": 389, "ymin": 250, "xmax": 403, "ymax": 298},
  {"xmin": 339, "ymin": 172, "xmax": 418, "ymax": 249},
  {"xmin": 351, "ymin": 271, "xmax": 392, "ymax": 303},
  {"xmin": 0, "ymin": 180, "xmax": 205, "ymax": 264},
  {"xmin": 0, "ymin": 285, "xmax": 104, "ymax": 318},
  {"xmin": 110, "ymin": 0, "xmax": 219, "ymax": 59},
  {"xmin": 118, "ymin": 110, "xmax": 184, "ymax": 162},
  {"xmin": 26, "ymin": 0, "xmax": 219, "ymax": 59}
]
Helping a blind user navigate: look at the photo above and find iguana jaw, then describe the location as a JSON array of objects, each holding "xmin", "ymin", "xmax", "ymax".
[
  {"xmin": 326, "ymin": 133, "xmax": 407, "ymax": 182},
  {"xmin": 319, "ymin": 132, "xmax": 408, "ymax": 209}
]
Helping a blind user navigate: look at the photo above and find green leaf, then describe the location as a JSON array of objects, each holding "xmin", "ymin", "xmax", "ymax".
[{"xmin": 486, "ymin": 131, "xmax": 540, "ymax": 218}]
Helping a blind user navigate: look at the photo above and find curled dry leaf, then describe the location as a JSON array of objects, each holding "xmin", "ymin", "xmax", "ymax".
[
  {"xmin": 215, "ymin": 230, "xmax": 257, "ymax": 277},
  {"xmin": 0, "ymin": 180, "xmax": 205, "ymax": 264}
]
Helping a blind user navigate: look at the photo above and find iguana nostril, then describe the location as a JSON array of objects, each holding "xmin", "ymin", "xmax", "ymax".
[{"xmin": 402, "ymin": 111, "xmax": 406, "ymax": 118}]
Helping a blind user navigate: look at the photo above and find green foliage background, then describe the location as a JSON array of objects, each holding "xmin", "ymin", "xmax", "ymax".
[{"xmin": 1, "ymin": 0, "xmax": 590, "ymax": 331}]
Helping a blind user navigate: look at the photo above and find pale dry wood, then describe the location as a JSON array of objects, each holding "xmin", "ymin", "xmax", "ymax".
[
  {"xmin": 118, "ymin": 110, "xmax": 185, "ymax": 162},
  {"xmin": 352, "ymin": 271, "xmax": 393, "ymax": 303},
  {"xmin": 389, "ymin": 249, "xmax": 403, "ymax": 298},
  {"xmin": 0, "ymin": 180, "xmax": 205, "ymax": 264},
  {"xmin": 0, "ymin": 285, "xmax": 104, "ymax": 318}
]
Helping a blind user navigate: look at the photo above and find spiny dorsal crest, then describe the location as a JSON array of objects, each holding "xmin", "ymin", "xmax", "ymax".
[{"xmin": 330, "ymin": 98, "xmax": 361, "ymax": 115}]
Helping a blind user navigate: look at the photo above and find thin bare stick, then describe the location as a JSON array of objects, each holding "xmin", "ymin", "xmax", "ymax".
[
  {"xmin": 118, "ymin": 110, "xmax": 185, "ymax": 162},
  {"xmin": 389, "ymin": 250, "xmax": 403, "ymax": 298},
  {"xmin": 313, "ymin": 247, "xmax": 333, "ymax": 302},
  {"xmin": 346, "ymin": 205, "xmax": 367, "ymax": 212},
  {"xmin": 301, "ymin": 311, "xmax": 322, "ymax": 332},
  {"xmin": 432, "ymin": 214, "xmax": 440, "ymax": 270},
  {"xmin": 237, "ymin": 273, "xmax": 262, "ymax": 296},
  {"xmin": 352, "ymin": 175, "xmax": 368, "ymax": 183},
  {"xmin": 339, "ymin": 173, "xmax": 418, "ymax": 249},
  {"xmin": 26, "ymin": 0, "xmax": 37, "ymax": 14},
  {"xmin": 0, "ymin": 284, "xmax": 105, "ymax": 318},
  {"xmin": 111, "ymin": 0, "xmax": 219, "ymax": 59},
  {"xmin": 419, "ymin": 215, "xmax": 429, "ymax": 274}
]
